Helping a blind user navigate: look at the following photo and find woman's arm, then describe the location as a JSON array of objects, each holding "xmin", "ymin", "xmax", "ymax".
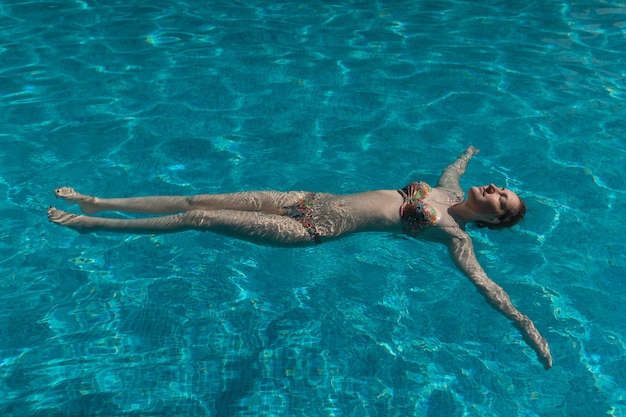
[
  {"xmin": 436, "ymin": 146, "xmax": 479, "ymax": 193},
  {"xmin": 447, "ymin": 236, "xmax": 553, "ymax": 369}
]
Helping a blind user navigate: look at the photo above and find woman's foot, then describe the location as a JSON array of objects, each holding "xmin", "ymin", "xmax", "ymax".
[
  {"xmin": 47, "ymin": 207, "xmax": 97, "ymax": 233},
  {"xmin": 54, "ymin": 187, "xmax": 100, "ymax": 214}
]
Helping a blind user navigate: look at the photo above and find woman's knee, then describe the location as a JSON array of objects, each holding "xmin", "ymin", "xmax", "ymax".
[{"xmin": 180, "ymin": 210, "xmax": 210, "ymax": 228}]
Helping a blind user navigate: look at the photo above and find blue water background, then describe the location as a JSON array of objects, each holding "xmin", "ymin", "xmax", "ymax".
[{"xmin": 1, "ymin": 0, "xmax": 625, "ymax": 415}]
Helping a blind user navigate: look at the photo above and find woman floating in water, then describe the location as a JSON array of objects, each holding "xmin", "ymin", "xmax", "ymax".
[{"xmin": 48, "ymin": 146, "xmax": 552, "ymax": 369}]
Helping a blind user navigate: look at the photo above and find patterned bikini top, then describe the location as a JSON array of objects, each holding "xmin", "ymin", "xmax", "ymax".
[{"xmin": 398, "ymin": 181, "xmax": 438, "ymax": 237}]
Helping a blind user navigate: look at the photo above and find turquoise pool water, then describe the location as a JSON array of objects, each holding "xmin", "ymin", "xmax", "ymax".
[{"xmin": 2, "ymin": 0, "xmax": 625, "ymax": 415}]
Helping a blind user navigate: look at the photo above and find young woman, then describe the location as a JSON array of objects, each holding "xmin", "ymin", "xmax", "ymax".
[{"xmin": 48, "ymin": 146, "xmax": 552, "ymax": 369}]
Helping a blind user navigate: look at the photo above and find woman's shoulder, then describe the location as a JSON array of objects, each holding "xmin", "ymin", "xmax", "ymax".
[
  {"xmin": 429, "ymin": 204, "xmax": 469, "ymax": 237},
  {"xmin": 422, "ymin": 220, "xmax": 469, "ymax": 242}
]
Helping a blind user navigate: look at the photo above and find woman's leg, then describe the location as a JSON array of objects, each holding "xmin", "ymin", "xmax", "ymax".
[
  {"xmin": 54, "ymin": 187, "xmax": 307, "ymax": 215},
  {"xmin": 47, "ymin": 207, "xmax": 313, "ymax": 245}
]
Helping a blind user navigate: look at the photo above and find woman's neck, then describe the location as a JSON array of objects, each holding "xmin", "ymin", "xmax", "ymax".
[{"xmin": 447, "ymin": 201, "xmax": 475, "ymax": 228}]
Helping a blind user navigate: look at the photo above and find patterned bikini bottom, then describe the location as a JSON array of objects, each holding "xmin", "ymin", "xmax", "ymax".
[{"xmin": 281, "ymin": 193, "xmax": 321, "ymax": 244}]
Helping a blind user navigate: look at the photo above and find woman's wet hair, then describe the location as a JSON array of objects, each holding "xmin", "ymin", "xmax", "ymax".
[{"xmin": 475, "ymin": 196, "xmax": 527, "ymax": 230}]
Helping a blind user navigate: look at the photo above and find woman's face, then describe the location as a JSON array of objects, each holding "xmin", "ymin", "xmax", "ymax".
[{"xmin": 467, "ymin": 184, "xmax": 521, "ymax": 223}]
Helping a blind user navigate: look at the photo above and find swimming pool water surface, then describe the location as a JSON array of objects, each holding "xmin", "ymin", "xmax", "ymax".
[{"xmin": 1, "ymin": 0, "xmax": 625, "ymax": 416}]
